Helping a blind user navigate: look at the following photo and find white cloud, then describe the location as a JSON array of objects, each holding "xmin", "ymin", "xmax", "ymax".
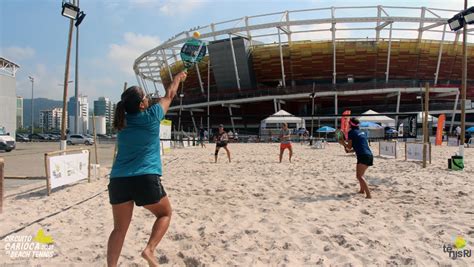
[
  {"xmin": 128, "ymin": 0, "xmax": 205, "ymax": 16},
  {"xmin": 16, "ymin": 63, "xmax": 65, "ymax": 101},
  {"xmin": 108, "ymin": 32, "xmax": 161, "ymax": 75},
  {"xmin": 159, "ymin": 0, "xmax": 204, "ymax": 16},
  {"xmin": 2, "ymin": 46, "xmax": 35, "ymax": 61}
]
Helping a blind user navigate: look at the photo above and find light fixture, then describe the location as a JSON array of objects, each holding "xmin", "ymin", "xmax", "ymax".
[
  {"xmin": 448, "ymin": 13, "xmax": 464, "ymax": 31},
  {"xmin": 61, "ymin": 2, "xmax": 80, "ymax": 20},
  {"xmin": 463, "ymin": 6, "xmax": 474, "ymax": 24},
  {"xmin": 75, "ymin": 11, "xmax": 86, "ymax": 27},
  {"xmin": 179, "ymin": 93, "xmax": 184, "ymax": 98}
]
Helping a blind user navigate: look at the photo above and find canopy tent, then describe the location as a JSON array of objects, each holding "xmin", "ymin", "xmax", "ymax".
[
  {"xmin": 316, "ymin": 126, "xmax": 336, "ymax": 133},
  {"xmin": 260, "ymin": 110, "xmax": 305, "ymax": 137},
  {"xmin": 416, "ymin": 112, "xmax": 438, "ymax": 124},
  {"xmin": 260, "ymin": 110, "xmax": 305, "ymax": 128},
  {"xmin": 359, "ymin": 121, "xmax": 383, "ymax": 129},
  {"xmin": 358, "ymin": 110, "xmax": 395, "ymax": 127}
]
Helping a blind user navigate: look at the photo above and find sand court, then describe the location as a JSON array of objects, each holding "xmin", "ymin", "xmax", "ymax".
[{"xmin": 0, "ymin": 142, "xmax": 472, "ymax": 266}]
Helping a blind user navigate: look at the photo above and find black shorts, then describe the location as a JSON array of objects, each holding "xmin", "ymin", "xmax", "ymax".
[
  {"xmin": 108, "ymin": 174, "xmax": 167, "ymax": 206},
  {"xmin": 216, "ymin": 142, "xmax": 228, "ymax": 148},
  {"xmin": 357, "ymin": 154, "xmax": 374, "ymax": 166}
]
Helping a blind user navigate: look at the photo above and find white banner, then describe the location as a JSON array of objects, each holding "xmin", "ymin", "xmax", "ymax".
[
  {"xmin": 406, "ymin": 143, "xmax": 430, "ymax": 162},
  {"xmin": 48, "ymin": 150, "xmax": 89, "ymax": 189},
  {"xmin": 447, "ymin": 137, "xmax": 459, "ymax": 147},
  {"xmin": 160, "ymin": 120, "xmax": 172, "ymax": 155},
  {"xmin": 379, "ymin": 141, "xmax": 397, "ymax": 158}
]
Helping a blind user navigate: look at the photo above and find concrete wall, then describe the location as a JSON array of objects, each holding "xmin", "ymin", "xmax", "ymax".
[{"xmin": 0, "ymin": 74, "xmax": 17, "ymax": 137}]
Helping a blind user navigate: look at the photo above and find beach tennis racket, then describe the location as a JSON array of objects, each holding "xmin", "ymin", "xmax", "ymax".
[{"xmin": 180, "ymin": 32, "xmax": 207, "ymax": 73}]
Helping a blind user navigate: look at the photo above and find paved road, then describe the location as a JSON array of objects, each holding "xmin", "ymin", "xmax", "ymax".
[{"xmin": 0, "ymin": 141, "xmax": 115, "ymax": 190}]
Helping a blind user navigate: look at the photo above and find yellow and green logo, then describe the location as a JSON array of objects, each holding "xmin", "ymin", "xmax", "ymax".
[
  {"xmin": 454, "ymin": 236, "xmax": 467, "ymax": 250},
  {"xmin": 33, "ymin": 229, "xmax": 54, "ymax": 245}
]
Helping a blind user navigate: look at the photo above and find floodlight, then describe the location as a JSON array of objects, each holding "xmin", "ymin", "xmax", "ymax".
[
  {"xmin": 463, "ymin": 7, "xmax": 474, "ymax": 24},
  {"xmin": 448, "ymin": 14, "xmax": 464, "ymax": 31},
  {"xmin": 75, "ymin": 11, "xmax": 86, "ymax": 27},
  {"xmin": 61, "ymin": 2, "xmax": 79, "ymax": 20}
]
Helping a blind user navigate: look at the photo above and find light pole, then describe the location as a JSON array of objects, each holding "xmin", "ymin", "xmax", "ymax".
[
  {"xmin": 74, "ymin": 0, "xmax": 85, "ymax": 135},
  {"xmin": 28, "ymin": 76, "xmax": 34, "ymax": 135},
  {"xmin": 448, "ymin": 1, "xmax": 472, "ymax": 156},
  {"xmin": 60, "ymin": 0, "xmax": 85, "ymax": 150},
  {"xmin": 178, "ymin": 93, "xmax": 184, "ymax": 133}
]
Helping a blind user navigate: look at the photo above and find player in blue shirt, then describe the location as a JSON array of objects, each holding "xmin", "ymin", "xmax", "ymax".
[
  {"xmin": 107, "ymin": 71, "xmax": 187, "ymax": 267},
  {"xmin": 341, "ymin": 117, "xmax": 373, "ymax": 199}
]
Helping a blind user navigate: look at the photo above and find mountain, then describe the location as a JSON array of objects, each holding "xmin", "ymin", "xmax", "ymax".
[{"xmin": 22, "ymin": 98, "xmax": 63, "ymax": 128}]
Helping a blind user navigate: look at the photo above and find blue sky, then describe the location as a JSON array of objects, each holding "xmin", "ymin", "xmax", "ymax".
[{"xmin": 0, "ymin": 0, "xmax": 465, "ymax": 105}]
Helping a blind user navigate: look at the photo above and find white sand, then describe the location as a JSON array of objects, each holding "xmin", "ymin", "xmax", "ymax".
[{"xmin": 0, "ymin": 142, "xmax": 473, "ymax": 266}]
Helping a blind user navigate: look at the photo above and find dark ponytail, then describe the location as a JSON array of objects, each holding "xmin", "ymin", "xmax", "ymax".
[
  {"xmin": 113, "ymin": 86, "xmax": 145, "ymax": 131},
  {"xmin": 114, "ymin": 101, "xmax": 126, "ymax": 131}
]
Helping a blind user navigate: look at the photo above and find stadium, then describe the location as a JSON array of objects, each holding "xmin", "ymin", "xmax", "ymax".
[{"xmin": 133, "ymin": 5, "xmax": 474, "ymax": 137}]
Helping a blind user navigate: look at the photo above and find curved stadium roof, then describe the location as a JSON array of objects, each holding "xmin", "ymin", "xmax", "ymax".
[{"xmin": 134, "ymin": 5, "xmax": 469, "ymax": 91}]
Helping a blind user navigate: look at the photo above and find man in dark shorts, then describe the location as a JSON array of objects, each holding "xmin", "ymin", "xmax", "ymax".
[
  {"xmin": 198, "ymin": 126, "xmax": 206, "ymax": 148},
  {"xmin": 215, "ymin": 124, "xmax": 231, "ymax": 163},
  {"xmin": 341, "ymin": 117, "xmax": 373, "ymax": 199}
]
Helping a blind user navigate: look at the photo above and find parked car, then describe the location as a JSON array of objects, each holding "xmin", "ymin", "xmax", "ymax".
[
  {"xmin": 67, "ymin": 134, "xmax": 94, "ymax": 145},
  {"xmin": 0, "ymin": 127, "xmax": 16, "ymax": 152},
  {"xmin": 46, "ymin": 134, "xmax": 60, "ymax": 141},
  {"xmin": 16, "ymin": 133, "xmax": 30, "ymax": 142},
  {"xmin": 28, "ymin": 133, "xmax": 50, "ymax": 141},
  {"xmin": 96, "ymin": 134, "xmax": 111, "ymax": 139}
]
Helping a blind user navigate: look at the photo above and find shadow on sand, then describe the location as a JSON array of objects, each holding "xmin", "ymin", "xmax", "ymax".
[{"xmin": 289, "ymin": 192, "xmax": 357, "ymax": 203}]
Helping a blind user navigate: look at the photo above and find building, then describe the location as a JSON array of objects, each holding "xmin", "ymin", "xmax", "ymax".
[
  {"xmin": 94, "ymin": 97, "xmax": 114, "ymax": 133},
  {"xmin": 39, "ymin": 108, "xmax": 65, "ymax": 131},
  {"xmin": 134, "ymin": 6, "xmax": 474, "ymax": 135},
  {"xmin": 16, "ymin": 96, "xmax": 23, "ymax": 129},
  {"xmin": 0, "ymin": 57, "xmax": 19, "ymax": 137},
  {"xmin": 88, "ymin": 115, "xmax": 106, "ymax": 135},
  {"xmin": 68, "ymin": 95, "xmax": 89, "ymax": 134}
]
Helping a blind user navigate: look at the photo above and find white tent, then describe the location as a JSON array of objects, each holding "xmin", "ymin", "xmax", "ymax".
[
  {"xmin": 260, "ymin": 110, "xmax": 305, "ymax": 137},
  {"xmin": 260, "ymin": 110, "xmax": 305, "ymax": 128},
  {"xmin": 416, "ymin": 112, "xmax": 438, "ymax": 124},
  {"xmin": 358, "ymin": 110, "xmax": 395, "ymax": 127}
]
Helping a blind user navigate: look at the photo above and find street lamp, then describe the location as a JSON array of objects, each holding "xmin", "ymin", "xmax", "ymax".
[
  {"xmin": 448, "ymin": 2, "xmax": 471, "ymax": 156},
  {"xmin": 28, "ymin": 76, "xmax": 34, "ymax": 135},
  {"xmin": 73, "ymin": 0, "xmax": 86, "ymax": 135},
  {"xmin": 60, "ymin": 0, "xmax": 85, "ymax": 150}
]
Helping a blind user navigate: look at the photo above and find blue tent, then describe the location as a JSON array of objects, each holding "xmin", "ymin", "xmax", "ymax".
[
  {"xmin": 316, "ymin": 126, "xmax": 336, "ymax": 133},
  {"xmin": 467, "ymin": 126, "xmax": 474, "ymax": 133},
  {"xmin": 360, "ymin": 121, "xmax": 382, "ymax": 128}
]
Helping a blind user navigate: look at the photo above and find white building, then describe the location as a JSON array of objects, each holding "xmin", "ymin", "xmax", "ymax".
[
  {"xmin": 68, "ymin": 95, "xmax": 89, "ymax": 134},
  {"xmin": 0, "ymin": 57, "xmax": 19, "ymax": 137},
  {"xmin": 94, "ymin": 97, "xmax": 115, "ymax": 133},
  {"xmin": 40, "ymin": 108, "xmax": 65, "ymax": 131},
  {"xmin": 88, "ymin": 115, "xmax": 106, "ymax": 135}
]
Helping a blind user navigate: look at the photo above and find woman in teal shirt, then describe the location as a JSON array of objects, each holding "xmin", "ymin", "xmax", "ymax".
[{"xmin": 107, "ymin": 72, "xmax": 186, "ymax": 267}]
